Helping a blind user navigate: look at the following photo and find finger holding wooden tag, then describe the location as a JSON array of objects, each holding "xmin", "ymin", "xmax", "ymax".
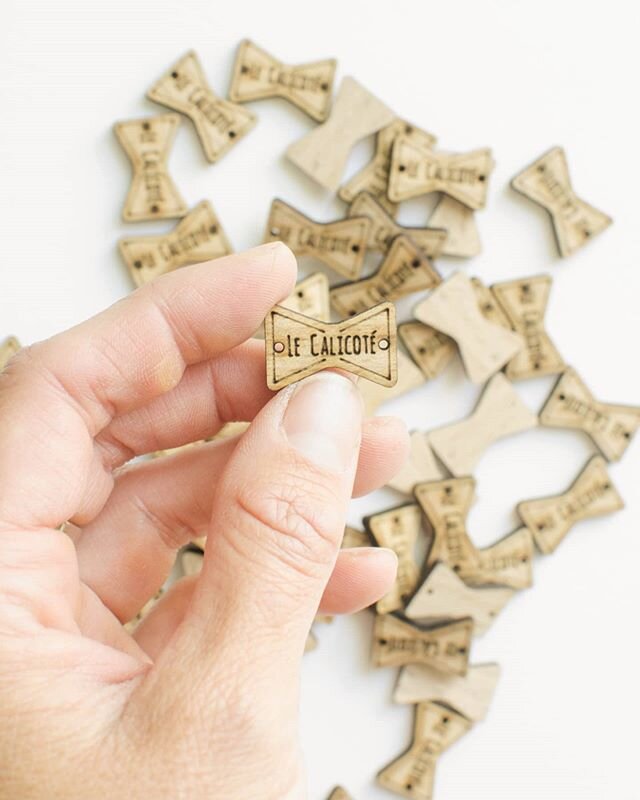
[
  {"xmin": 428, "ymin": 195, "xmax": 481, "ymax": 258},
  {"xmin": 357, "ymin": 349, "xmax": 424, "ymax": 416},
  {"xmin": 387, "ymin": 431, "xmax": 445, "ymax": 495},
  {"xmin": 1, "ymin": 336, "xmax": 21, "ymax": 371}
]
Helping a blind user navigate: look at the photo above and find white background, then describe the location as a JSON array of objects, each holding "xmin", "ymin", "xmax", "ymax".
[{"xmin": 2, "ymin": 1, "xmax": 640, "ymax": 798}]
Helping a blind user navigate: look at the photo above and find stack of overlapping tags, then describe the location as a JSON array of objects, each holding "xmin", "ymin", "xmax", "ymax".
[{"xmin": 3, "ymin": 39, "xmax": 637, "ymax": 800}]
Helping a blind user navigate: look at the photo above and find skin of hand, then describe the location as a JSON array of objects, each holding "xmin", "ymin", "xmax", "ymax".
[{"xmin": 0, "ymin": 243, "xmax": 409, "ymax": 800}]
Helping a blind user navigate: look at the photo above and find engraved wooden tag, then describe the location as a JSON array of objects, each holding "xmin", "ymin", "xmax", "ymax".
[
  {"xmin": 327, "ymin": 788, "xmax": 353, "ymax": 800},
  {"xmin": 388, "ymin": 139, "xmax": 495, "ymax": 209},
  {"xmin": 286, "ymin": 77, "xmax": 395, "ymax": 190},
  {"xmin": 471, "ymin": 277, "xmax": 512, "ymax": 329},
  {"xmin": 511, "ymin": 146, "xmax": 612, "ymax": 257},
  {"xmin": 113, "ymin": 113, "xmax": 187, "ymax": 222},
  {"xmin": 147, "ymin": 51, "xmax": 256, "ymax": 163},
  {"xmin": 387, "ymin": 431, "xmax": 445, "ymax": 495},
  {"xmin": 0, "ymin": 336, "xmax": 21, "ymax": 370},
  {"xmin": 540, "ymin": 367, "xmax": 640, "ymax": 461},
  {"xmin": 119, "ymin": 200, "xmax": 232, "ymax": 287},
  {"xmin": 358, "ymin": 349, "xmax": 425, "ymax": 416},
  {"xmin": 398, "ymin": 322, "xmax": 456, "ymax": 381},
  {"xmin": 330, "ymin": 235, "xmax": 442, "ymax": 317},
  {"xmin": 228, "ymin": 39, "xmax": 336, "ymax": 121},
  {"xmin": 372, "ymin": 614, "xmax": 473, "ymax": 674},
  {"xmin": 342, "ymin": 525, "xmax": 371, "ymax": 548},
  {"xmin": 414, "ymin": 272, "xmax": 524, "ymax": 384},
  {"xmin": 377, "ymin": 701, "xmax": 473, "ymax": 800},
  {"xmin": 517, "ymin": 455, "xmax": 624, "ymax": 554},
  {"xmin": 405, "ymin": 562, "xmax": 514, "ymax": 635},
  {"xmin": 428, "ymin": 373, "xmax": 538, "ymax": 476},
  {"xmin": 280, "ymin": 272, "xmax": 331, "ymax": 321},
  {"xmin": 393, "ymin": 663, "xmax": 500, "ymax": 722},
  {"xmin": 491, "ymin": 275, "xmax": 565, "ymax": 380},
  {"xmin": 264, "ymin": 199, "xmax": 370, "ymax": 280},
  {"xmin": 264, "ymin": 302, "xmax": 397, "ymax": 390},
  {"xmin": 428, "ymin": 196, "xmax": 481, "ymax": 258}
]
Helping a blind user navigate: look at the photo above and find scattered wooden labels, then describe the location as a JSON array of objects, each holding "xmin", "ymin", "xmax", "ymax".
[
  {"xmin": 428, "ymin": 373, "xmax": 538, "ymax": 476},
  {"xmin": 377, "ymin": 701, "xmax": 472, "ymax": 800},
  {"xmin": 540, "ymin": 367, "xmax": 640, "ymax": 462},
  {"xmin": 264, "ymin": 302, "xmax": 397, "ymax": 390},
  {"xmin": 388, "ymin": 139, "xmax": 494, "ymax": 209},
  {"xmin": 264, "ymin": 199, "xmax": 370, "ymax": 280},
  {"xmin": 280, "ymin": 272, "xmax": 331, "ymax": 321},
  {"xmin": 119, "ymin": 200, "xmax": 232, "ymax": 286},
  {"xmin": 0, "ymin": 336, "xmax": 21, "ymax": 370},
  {"xmin": 387, "ymin": 431, "xmax": 444, "ymax": 495},
  {"xmin": 394, "ymin": 662, "xmax": 501, "ymax": 722},
  {"xmin": 113, "ymin": 113, "xmax": 187, "ymax": 222},
  {"xmin": 228, "ymin": 39, "xmax": 336, "ymax": 121},
  {"xmin": 147, "ymin": 51, "xmax": 255, "ymax": 163},
  {"xmin": 517, "ymin": 455, "xmax": 624, "ymax": 554},
  {"xmin": 511, "ymin": 146, "xmax": 612, "ymax": 257},
  {"xmin": 358, "ymin": 349, "xmax": 425, "ymax": 417},
  {"xmin": 286, "ymin": 76, "xmax": 395, "ymax": 190},
  {"xmin": 428, "ymin": 195, "xmax": 481, "ymax": 258}
]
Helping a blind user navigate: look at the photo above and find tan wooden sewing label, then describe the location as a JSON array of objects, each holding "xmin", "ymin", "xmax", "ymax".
[
  {"xmin": 342, "ymin": 526, "xmax": 371, "ymax": 549},
  {"xmin": 358, "ymin": 349, "xmax": 425, "ymax": 417},
  {"xmin": 511, "ymin": 146, "xmax": 612, "ymax": 257},
  {"xmin": 147, "ymin": 51, "xmax": 256, "ymax": 163},
  {"xmin": 264, "ymin": 302, "xmax": 397, "ymax": 390},
  {"xmin": 428, "ymin": 195, "xmax": 481, "ymax": 258},
  {"xmin": 119, "ymin": 200, "xmax": 232, "ymax": 287},
  {"xmin": 470, "ymin": 277, "xmax": 512, "ymax": 329},
  {"xmin": 387, "ymin": 431, "xmax": 445, "ymax": 495},
  {"xmin": 540, "ymin": 367, "xmax": 640, "ymax": 462},
  {"xmin": 0, "ymin": 336, "xmax": 21, "ymax": 371},
  {"xmin": 398, "ymin": 322, "xmax": 456, "ymax": 381},
  {"xmin": 280, "ymin": 272, "xmax": 331, "ymax": 321},
  {"xmin": 228, "ymin": 39, "xmax": 336, "ymax": 121},
  {"xmin": 113, "ymin": 113, "xmax": 187, "ymax": 222},
  {"xmin": 327, "ymin": 788, "xmax": 353, "ymax": 800}
]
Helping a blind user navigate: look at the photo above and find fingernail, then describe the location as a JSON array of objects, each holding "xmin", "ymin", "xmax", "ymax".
[{"xmin": 283, "ymin": 372, "xmax": 363, "ymax": 472}]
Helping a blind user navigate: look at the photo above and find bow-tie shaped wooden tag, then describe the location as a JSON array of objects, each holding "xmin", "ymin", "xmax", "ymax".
[
  {"xmin": 348, "ymin": 192, "xmax": 447, "ymax": 258},
  {"xmin": 265, "ymin": 302, "xmax": 397, "ymax": 390},
  {"xmin": 147, "ymin": 51, "xmax": 255, "ymax": 163},
  {"xmin": 387, "ymin": 431, "xmax": 445, "ymax": 495},
  {"xmin": 339, "ymin": 119, "xmax": 437, "ymax": 213},
  {"xmin": 330, "ymin": 235, "xmax": 442, "ymax": 317},
  {"xmin": 264, "ymin": 199, "xmax": 370, "ymax": 280},
  {"xmin": 491, "ymin": 275, "xmax": 565, "ymax": 380},
  {"xmin": 327, "ymin": 788, "xmax": 353, "ymax": 800},
  {"xmin": 228, "ymin": 39, "xmax": 336, "ymax": 122},
  {"xmin": 364, "ymin": 504, "xmax": 423, "ymax": 614},
  {"xmin": 280, "ymin": 273, "xmax": 331, "ymax": 321},
  {"xmin": 358, "ymin": 349, "xmax": 425, "ymax": 416},
  {"xmin": 540, "ymin": 368, "xmax": 640, "ymax": 462},
  {"xmin": 113, "ymin": 114, "xmax": 187, "ymax": 222},
  {"xmin": 0, "ymin": 336, "xmax": 20, "ymax": 371},
  {"xmin": 372, "ymin": 614, "xmax": 473, "ymax": 674},
  {"xmin": 511, "ymin": 147, "xmax": 612, "ymax": 257},
  {"xmin": 414, "ymin": 272, "xmax": 524, "ymax": 384},
  {"xmin": 518, "ymin": 455, "xmax": 624, "ymax": 554},
  {"xmin": 428, "ymin": 373, "xmax": 538, "ymax": 476},
  {"xmin": 342, "ymin": 525, "xmax": 371, "ymax": 549},
  {"xmin": 394, "ymin": 662, "xmax": 501, "ymax": 722},
  {"xmin": 377, "ymin": 701, "xmax": 473, "ymax": 800},
  {"xmin": 428, "ymin": 196, "xmax": 481, "ymax": 258},
  {"xmin": 388, "ymin": 138, "xmax": 495, "ymax": 209},
  {"xmin": 119, "ymin": 201, "xmax": 232, "ymax": 287},
  {"xmin": 398, "ymin": 322, "xmax": 457, "ymax": 381},
  {"xmin": 286, "ymin": 77, "xmax": 395, "ymax": 190}
]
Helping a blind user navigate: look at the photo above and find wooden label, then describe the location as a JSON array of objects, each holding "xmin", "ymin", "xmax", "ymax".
[
  {"xmin": 330, "ymin": 235, "xmax": 441, "ymax": 317},
  {"xmin": 113, "ymin": 113, "xmax": 187, "ymax": 222},
  {"xmin": 264, "ymin": 199, "xmax": 370, "ymax": 280},
  {"xmin": 358, "ymin": 349, "xmax": 425, "ymax": 417},
  {"xmin": 387, "ymin": 431, "xmax": 445, "ymax": 496},
  {"xmin": 464, "ymin": 527, "xmax": 534, "ymax": 590},
  {"xmin": 280, "ymin": 272, "xmax": 331, "ymax": 321},
  {"xmin": 327, "ymin": 788, "xmax": 353, "ymax": 800},
  {"xmin": 471, "ymin": 277, "xmax": 512, "ymax": 329},
  {"xmin": 372, "ymin": 614, "xmax": 473, "ymax": 674},
  {"xmin": 147, "ymin": 51, "xmax": 256, "ymax": 163},
  {"xmin": 0, "ymin": 336, "xmax": 21, "ymax": 371},
  {"xmin": 264, "ymin": 302, "xmax": 397, "ymax": 390},
  {"xmin": 286, "ymin": 76, "xmax": 396, "ymax": 190},
  {"xmin": 540, "ymin": 367, "xmax": 640, "ymax": 462},
  {"xmin": 517, "ymin": 455, "xmax": 624, "ymax": 554},
  {"xmin": 511, "ymin": 147, "xmax": 612, "ymax": 257},
  {"xmin": 119, "ymin": 201, "xmax": 232, "ymax": 287},
  {"xmin": 388, "ymin": 138, "xmax": 494, "ymax": 209},
  {"xmin": 428, "ymin": 196, "xmax": 481, "ymax": 258},
  {"xmin": 228, "ymin": 39, "xmax": 336, "ymax": 121},
  {"xmin": 342, "ymin": 525, "xmax": 371, "ymax": 548},
  {"xmin": 398, "ymin": 322, "xmax": 456, "ymax": 380}
]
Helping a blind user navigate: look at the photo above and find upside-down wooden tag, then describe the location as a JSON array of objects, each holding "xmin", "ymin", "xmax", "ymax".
[
  {"xmin": 339, "ymin": 119, "xmax": 437, "ymax": 213},
  {"xmin": 265, "ymin": 302, "xmax": 397, "ymax": 390},
  {"xmin": 517, "ymin": 455, "xmax": 624, "ymax": 554},
  {"xmin": 286, "ymin": 77, "xmax": 395, "ymax": 190},
  {"xmin": 511, "ymin": 146, "xmax": 612, "ymax": 257},
  {"xmin": 348, "ymin": 192, "xmax": 447, "ymax": 258},
  {"xmin": 119, "ymin": 200, "xmax": 232, "ymax": 287},
  {"xmin": 228, "ymin": 39, "xmax": 336, "ymax": 121},
  {"xmin": 113, "ymin": 114, "xmax": 187, "ymax": 222},
  {"xmin": 428, "ymin": 195, "xmax": 481, "ymax": 258},
  {"xmin": 364, "ymin": 504, "xmax": 423, "ymax": 614},
  {"xmin": 280, "ymin": 272, "xmax": 331, "ymax": 321},
  {"xmin": 377, "ymin": 701, "xmax": 473, "ymax": 800},
  {"xmin": 0, "ymin": 336, "xmax": 21, "ymax": 370},
  {"xmin": 428, "ymin": 373, "xmax": 538, "ymax": 476},
  {"xmin": 491, "ymin": 275, "xmax": 565, "ymax": 380},
  {"xmin": 540, "ymin": 368, "xmax": 640, "ymax": 462},
  {"xmin": 394, "ymin": 663, "xmax": 501, "ymax": 722},
  {"xmin": 264, "ymin": 199, "xmax": 370, "ymax": 280},
  {"xmin": 330, "ymin": 235, "xmax": 442, "ymax": 317},
  {"xmin": 327, "ymin": 788, "xmax": 353, "ymax": 800},
  {"xmin": 388, "ymin": 138, "xmax": 495, "ymax": 209},
  {"xmin": 398, "ymin": 322, "xmax": 456, "ymax": 381},
  {"xmin": 414, "ymin": 273, "xmax": 524, "ymax": 384},
  {"xmin": 147, "ymin": 51, "xmax": 256, "ymax": 163},
  {"xmin": 406, "ymin": 562, "xmax": 514, "ymax": 636},
  {"xmin": 342, "ymin": 525, "xmax": 371, "ymax": 548},
  {"xmin": 358, "ymin": 349, "xmax": 425, "ymax": 416},
  {"xmin": 387, "ymin": 431, "xmax": 445, "ymax": 495}
]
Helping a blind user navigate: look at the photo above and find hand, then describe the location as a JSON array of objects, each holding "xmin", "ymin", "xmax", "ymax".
[{"xmin": 0, "ymin": 244, "xmax": 408, "ymax": 800}]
